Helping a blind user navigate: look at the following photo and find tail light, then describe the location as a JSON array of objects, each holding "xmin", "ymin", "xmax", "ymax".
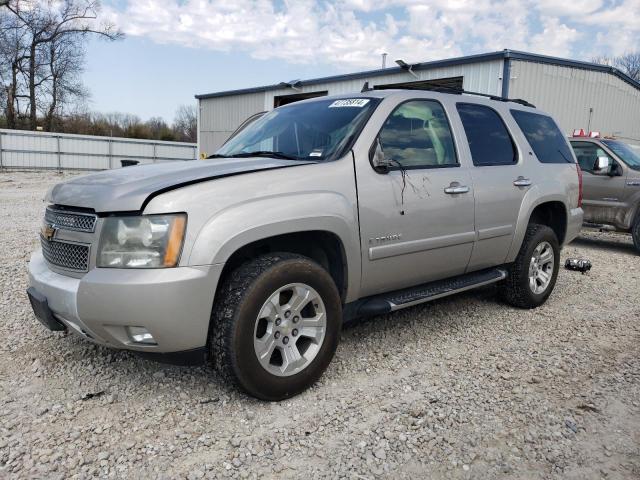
[{"xmin": 576, "ymin": 163, "xmax": 583, "ymax": 208}]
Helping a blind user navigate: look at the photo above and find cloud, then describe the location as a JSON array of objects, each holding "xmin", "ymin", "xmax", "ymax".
[
  {"xmin": 529, "ymin": 17, "xmax": 581, "ymax": 56},
  {"xmin": 104, "ymin": 0, "xmax": 640, "ymax": 68}
]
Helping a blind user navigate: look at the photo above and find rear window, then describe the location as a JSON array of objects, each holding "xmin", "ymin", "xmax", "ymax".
[
  {"xmin": 510, "ymin": 110, "xmax": 574, "ymax": 164},
  {"xmin": 456, "ymin": 103, "xmax": 517, "ymax": 166}
]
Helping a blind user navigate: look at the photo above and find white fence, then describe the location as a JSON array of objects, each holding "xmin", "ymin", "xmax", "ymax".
[{"xmin": 0, "ymin": 129, "xmax": 198, "ymax": 170}]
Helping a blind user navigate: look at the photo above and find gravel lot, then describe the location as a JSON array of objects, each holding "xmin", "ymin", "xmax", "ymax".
[{"xmin": 1, "ymin": 170, "xmax": 639, "ymax": 479}]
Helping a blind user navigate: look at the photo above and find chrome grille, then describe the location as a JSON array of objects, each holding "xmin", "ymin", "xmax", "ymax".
[
  {"xmin": 45, "ymin": 207, "xmax": 96, "ymax": 233},
  {"xmin": 40, "ymin": 236, "xmax": 90, "ymax": 272}
]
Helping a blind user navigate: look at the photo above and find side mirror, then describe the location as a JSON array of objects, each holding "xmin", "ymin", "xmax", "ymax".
[
  {"xmin": 592, "ymin": 156, "xmax": 611, "ymax": 175},
  {"xmin": 370, "ymin": 139, "xmax": 391, "ymax": 172}
]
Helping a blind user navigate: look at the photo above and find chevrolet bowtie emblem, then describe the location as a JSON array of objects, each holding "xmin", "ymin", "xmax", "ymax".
[{"xmin": 42, "ymin": 224, "xmax": 56, "ymax": 241}]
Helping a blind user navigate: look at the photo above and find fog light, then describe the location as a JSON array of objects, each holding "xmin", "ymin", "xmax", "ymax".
[{"xmin": 127, "ymin": 326, "xmax": 157, "ymax": 345}]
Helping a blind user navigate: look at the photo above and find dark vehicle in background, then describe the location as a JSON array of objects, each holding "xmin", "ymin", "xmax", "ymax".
[{"xmin": 570, "ymin": 131, "xmax": 640, "ymax": 253}]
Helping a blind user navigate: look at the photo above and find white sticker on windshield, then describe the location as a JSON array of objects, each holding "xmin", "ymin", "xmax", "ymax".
[
  {"xmin": 309, "ymin": 149, "xmax": 323, "ymax": 157},
  {"xmin": 329, "ymin": 99, "xmax": 370, "ymax": 108}
]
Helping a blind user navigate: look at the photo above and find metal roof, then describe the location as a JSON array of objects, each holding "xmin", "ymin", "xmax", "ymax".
[{"xmin": 195, "ymin": 49, "xmax": 640, "ymax": 100}]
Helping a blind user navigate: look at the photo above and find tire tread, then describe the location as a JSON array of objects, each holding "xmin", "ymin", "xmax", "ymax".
[
  {"xmin": 501, "ymin": 223, "xmax": 558, "ymax": 309},
  {"xmin": 209, "ymin": 252, "xmax": 301, "ymax": 388}
]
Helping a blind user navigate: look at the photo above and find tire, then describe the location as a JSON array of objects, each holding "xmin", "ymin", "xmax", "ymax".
[
  {"xmin": 501, "ymin": 224, "xmax": 560, "ymax": 309},
  {"xmin": 209, "ymin": 253, "xmax": 342, "ymax": 401},
  {"xmin": 632, "ymin": 214, "xmax": 640, "ymax": 254}
]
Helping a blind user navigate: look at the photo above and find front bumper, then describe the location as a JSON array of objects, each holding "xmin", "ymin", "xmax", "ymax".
[
  {"xmin": 28, "ymin": 250, "xmax": 223, "ymax": 355},
  {"xmin": 565, "ymin": 207, "xmax": 584, "ymax": 245}
]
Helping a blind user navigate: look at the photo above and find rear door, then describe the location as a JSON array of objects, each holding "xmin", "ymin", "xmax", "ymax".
[
  {"xmin": 354, "ymin": 98, "xmax": 476, "ymax": 297},
  {"xmin": 454, "ymin": 103, "xmax": 529, "ymax": 271}
]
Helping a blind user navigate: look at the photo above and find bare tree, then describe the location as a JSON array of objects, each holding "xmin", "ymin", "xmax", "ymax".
[
  {"xmin": 173, "ymin": 104, "xmax": 197, "ymax": 142},
  {"xmin": 0, "ymin": 7, "xmax": 30, "ymax": 127},
  {"xmin": 593, "ymin": 52, "xmax": 640, "ymax": 82},
  {"xmin": 42, "ymin": 33, "xmax": 88, "ymax": 130},
  {"xmin": 2, "ymin": 0, "xmax": 122, "ymax": 130},
  {"xmin": 615, "ymin": 53, "xmax": 640, "ymax": 82}
]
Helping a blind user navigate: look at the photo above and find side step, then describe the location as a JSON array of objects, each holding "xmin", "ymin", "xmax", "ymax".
[{"xmin": 354, "ymin": 268, "xmax": 507, "ymax": 318}]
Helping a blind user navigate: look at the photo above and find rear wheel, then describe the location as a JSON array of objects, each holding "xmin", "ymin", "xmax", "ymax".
[
  {"xmin": 632, "ymin": 214, "xmax": 640, "ymax": 254},
  {"xmin": 209, "ymin": 253, "xmax": 341, "ymax": 400},
  {"xmin": 501, "ymin": 224, "xmax": 560, "ymax": 309}
]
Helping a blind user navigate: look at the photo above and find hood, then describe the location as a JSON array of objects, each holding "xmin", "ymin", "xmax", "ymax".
[{"xmin": 46, "ymin": 158, "xmax": 314, "ymax": 213}]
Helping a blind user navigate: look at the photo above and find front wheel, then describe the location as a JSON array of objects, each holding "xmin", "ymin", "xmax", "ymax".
[
  {"xmin": 209, "ymin": 253, "xmax": 341, "ymax": 400},
  {"xmin": 501, "ymin": 224, "xmax": 560, "ymax": 309}
]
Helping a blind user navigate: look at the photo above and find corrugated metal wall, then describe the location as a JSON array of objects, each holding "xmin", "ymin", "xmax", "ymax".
[
  {"xmin": 198, "ymin": 60, "xmax": 505, "ymax": 154},
  {"xmin": 199, "ymin": 92, "xmax": 266, "ymax": 156},
  {"xmin": 508, "ymin": 60, "xmax": 640, "ymax": 142},
  {"xmin": 0, "ymin": 129, "xmax": 198, "ymax": 170}
]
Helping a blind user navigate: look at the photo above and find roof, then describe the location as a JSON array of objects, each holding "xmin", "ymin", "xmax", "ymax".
[
  {"xmin": 195, "ymin": 49, "xmax": 640, "ymax": 100},
  {"xmin": 276, "ymin": 89, "xmax": 540, "ymax": 112}
]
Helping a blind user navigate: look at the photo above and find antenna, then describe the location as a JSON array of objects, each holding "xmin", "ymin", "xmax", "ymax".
[
  {"xmin": 395, "ymin": 59, "xmax": 419, "ymax": 79},
  {"xmin": 381, "ymin": 53, "xmax": 387, "ymax": 69}
]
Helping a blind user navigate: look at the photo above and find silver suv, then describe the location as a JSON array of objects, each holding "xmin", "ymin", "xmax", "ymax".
[{"xmin": 28, "ymin": 90, "xmax": 583, "ymax": 400}]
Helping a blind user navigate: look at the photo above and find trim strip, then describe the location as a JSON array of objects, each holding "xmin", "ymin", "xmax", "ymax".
[
  {"xmin": 369, "ymin": 231, "xmax": 476, "ymax": 260},
  {"xmin": 477, "ymin": 224, "xmax": 513, "ymax": 240}
]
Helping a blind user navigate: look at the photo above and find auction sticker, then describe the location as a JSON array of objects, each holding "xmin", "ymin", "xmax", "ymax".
[{"xmin": 329, "ymin": 99, "xmax": 370, "ymax": 108}]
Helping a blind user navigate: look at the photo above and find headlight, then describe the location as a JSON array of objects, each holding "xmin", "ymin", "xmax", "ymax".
[{"xmin": 97, "ymin": 214, "xmax": 187, "ymax": 268}]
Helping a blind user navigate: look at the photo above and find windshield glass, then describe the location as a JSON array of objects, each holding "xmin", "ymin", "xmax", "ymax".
[
  {"xmin": 602, "ymin": 140, "xmax": 640, "ymax": 170},
  {"xmin": 215, "ymin": 98, "xmax": 380, "ymax": 161}
]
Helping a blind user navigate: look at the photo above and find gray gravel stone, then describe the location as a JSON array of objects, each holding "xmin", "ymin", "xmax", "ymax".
[{"xmin": 1, "ymin": 171, "xmax": 639, "ymax": 479}]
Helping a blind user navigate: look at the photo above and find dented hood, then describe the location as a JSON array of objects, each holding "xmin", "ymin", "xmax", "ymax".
[{"xmin": 46, "ymin": 158, "xmax": 313, "ymax": 213}]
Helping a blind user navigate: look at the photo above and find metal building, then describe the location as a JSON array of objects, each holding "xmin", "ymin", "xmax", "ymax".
[{"xmin": 195, "ymin": 49, "xmax": 640, "ymax": 156}]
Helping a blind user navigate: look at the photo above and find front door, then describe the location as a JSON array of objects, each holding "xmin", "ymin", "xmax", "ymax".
[
  {"xmin": 571, "ymin": 140, "xmax": 628, "ymax": 225},
  {"xmin": 354, "ymin": 99, "xmax": 476, "ymax": 297}
]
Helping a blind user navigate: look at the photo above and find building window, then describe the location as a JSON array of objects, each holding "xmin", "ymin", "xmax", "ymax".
[
  {"xmin": 511, "ymin": 110, "xmax": 575, "ymax": 164},
  {"xmin": 377, "ymin": 100, "xmax": 458, "ymax": 168},
  {"xmin": 457, "ymin": 103, "xmax": 517, "ymax": 166}
]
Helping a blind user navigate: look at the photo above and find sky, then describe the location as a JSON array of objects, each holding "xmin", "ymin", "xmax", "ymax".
[{"xmin": 83, "ymin": 0, "xmax": 640, "ymax": 121}]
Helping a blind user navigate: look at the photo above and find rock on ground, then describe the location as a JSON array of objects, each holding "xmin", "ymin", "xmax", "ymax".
[{"xmin": 1, "ymin": 170, "xmax": 639, "ymax": 479}]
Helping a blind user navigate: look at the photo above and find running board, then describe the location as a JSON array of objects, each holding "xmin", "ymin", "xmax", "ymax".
[{"xmin": 353, "ymin": 268, "xmax": 507, "ymax": 318}]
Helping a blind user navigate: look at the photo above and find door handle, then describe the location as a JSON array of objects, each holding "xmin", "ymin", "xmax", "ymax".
[
  {"xmin": 444, "ymin": 183, "xmax": 470, "ymax": 194},
  {"xmin": 513, "ymin": 177, "xmax": 532, "ymax": 187}
]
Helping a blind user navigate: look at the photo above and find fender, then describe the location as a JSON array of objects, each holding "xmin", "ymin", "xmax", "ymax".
[
  {"xmin": 505, "ymin": 186, "xmax": 569, "ymax": 262},
  {"xmin": 188, "ymin": 191, "xmax": 362, "ymax": 302},
  {"xmin": 622, "ymin": 190, "xmax": 640, "ymax": 230}
]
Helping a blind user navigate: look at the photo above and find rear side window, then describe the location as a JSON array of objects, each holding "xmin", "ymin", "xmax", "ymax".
[
  {"xmin": 456, "ymin": 103, "xmax": 517, "ymax": 166},
  {"xmin": 511, "ymin": 110, "xmax": 575, "ymax": 164}
]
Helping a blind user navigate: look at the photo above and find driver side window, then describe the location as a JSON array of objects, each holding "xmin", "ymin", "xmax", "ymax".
[
  {"xmin": 377, "ymin": 100, "xmax": 458, "ymax": 168},
  {"xmin": 571, "ymin": 141, "xmax": 615, "ymax": 174}
]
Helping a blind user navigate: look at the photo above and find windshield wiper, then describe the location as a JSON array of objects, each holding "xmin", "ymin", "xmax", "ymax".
[{"xmin": 208, "ymin": 151, "xmax": 301, "ymax": 160}]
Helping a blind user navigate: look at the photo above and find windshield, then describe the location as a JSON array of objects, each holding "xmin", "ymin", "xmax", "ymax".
[
  {"xmin": 215, "ymin": 98, "xmax": 380, "ymax": 161},
  {"xmin": 602, "ymin": 140, "xmax": 640, "ymax": 170}
]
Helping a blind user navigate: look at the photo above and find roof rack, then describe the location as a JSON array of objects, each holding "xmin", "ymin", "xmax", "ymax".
[{"xmin": 363, "ymin": 82, "xmax": 536, "ymax": 108}]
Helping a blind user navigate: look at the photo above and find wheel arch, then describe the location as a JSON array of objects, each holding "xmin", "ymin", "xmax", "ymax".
[
  {"xmin": 506, "ymin": 193, "xmax": 569, "ymax": 262},
  {"xmin": 217, "ymin": 230, "xmax": 350, "ymax": 302},
  {"xmin": 528, "ymin": 201, "xmax": 568, "ymax": 245}
]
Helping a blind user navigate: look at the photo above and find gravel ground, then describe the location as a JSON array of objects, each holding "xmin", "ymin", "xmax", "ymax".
[{"xmin": 1, "ymin": 170, "xmax": 639, "ymax": 479}]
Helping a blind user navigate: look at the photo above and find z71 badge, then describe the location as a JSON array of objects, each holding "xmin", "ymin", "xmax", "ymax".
[{"xmin": 369, "ymin": 233, "xmax": 402, "ymax": 244}]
